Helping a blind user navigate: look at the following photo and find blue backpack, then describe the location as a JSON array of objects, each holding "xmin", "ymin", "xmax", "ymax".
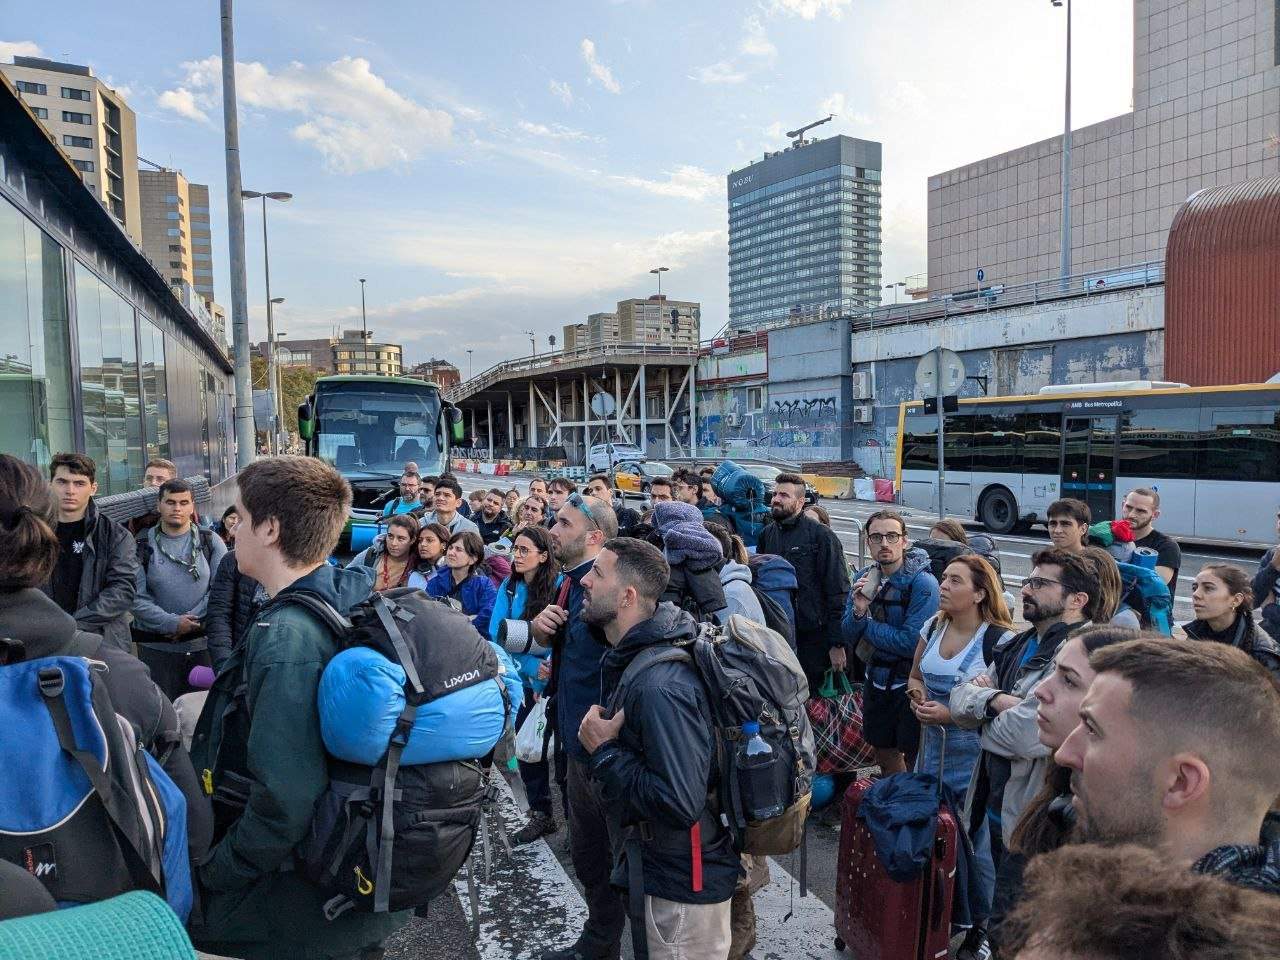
[
  {"xmin": 0, "ymin": 656, "xmax": 192, "ymax": 920},
  {"xmin": 747, "ymin": 553, "xmax": 799, "ymax": 646},
  {"xmin": 1116, "ymin": 561, "xmax": 1174, "ymax": 635}
]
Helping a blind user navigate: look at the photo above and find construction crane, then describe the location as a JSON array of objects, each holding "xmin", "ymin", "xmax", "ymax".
[{"xmin": 785, "ymin": 114, "xmax": 834, "ymax": 148}]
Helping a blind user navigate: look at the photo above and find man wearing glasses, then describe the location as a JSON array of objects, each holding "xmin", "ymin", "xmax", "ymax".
[
  {"xmin": 530, "ymin": 492, "xmax": 624, "ymax": 960},
  {"xmin": 843, "ymin": 510, "xmax": 940, "ymax": 775},
  {"xmin": 950, "ymin": 547, "xmax": 1098, "ymax": 934}
]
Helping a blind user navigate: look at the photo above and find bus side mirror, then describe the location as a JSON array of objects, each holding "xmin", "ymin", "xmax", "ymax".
[
  {"xmin": 447, "ymin": 406, "xmax": 464, "ymax": 443},
  {"xmin": 297, "ymin": 401, "xmax": 314, "ymax": 441}
]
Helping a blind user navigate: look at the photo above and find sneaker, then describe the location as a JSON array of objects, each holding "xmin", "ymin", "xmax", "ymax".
[
  {"xmin": 956, "ymin": 928, "xmax": 992, "ymax": 960},
  {"xmin": 513, "ymin": 809, "xmax": 558, "ymax": 845}
]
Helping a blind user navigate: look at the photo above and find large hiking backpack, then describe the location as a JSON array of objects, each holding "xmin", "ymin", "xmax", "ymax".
[
  {"xmin": 609, "ymin": 614, "xmax": 815, "ymax": 858},
  {"xmin": 1116, "ymin": 561, "xmax": 1174, "ymax": 635},
  {"xmin": 300, "ymin": 588, "xmax": 504, "ymax": 919},
  {"xmin": 746, "ymin": 554, "xmax": 798, "ymax": 648},
  {"xmin": 917, "ymin": 537, "xmax": 973, "ymax": 583},
  {"xmin": 0, "ymin": 655, "xmax": 192, "ymax": 919}
]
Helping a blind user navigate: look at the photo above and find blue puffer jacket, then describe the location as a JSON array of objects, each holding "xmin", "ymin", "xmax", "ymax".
[
  {"xmin": 489, "ymin": 575, "xmax": 563, "ymax": 693},
  {"xmin": 842, "ymin": 549, "xmax": 940, "ymax": 691},
  {"xmin": 425, "ymin": 567, "xmax": 497, "ymax": 633}
]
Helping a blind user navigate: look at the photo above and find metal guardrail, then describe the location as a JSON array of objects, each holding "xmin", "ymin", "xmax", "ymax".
[
  {"xmin": 447, "ymin": 342, "xmax": 698, "ymax": 402},
  {"xmin": 708, "ymin": 260, "xmax": 1165, "ymax": 341}
]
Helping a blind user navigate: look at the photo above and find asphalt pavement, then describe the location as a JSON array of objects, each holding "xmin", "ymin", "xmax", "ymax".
[{"xmin": 382, "ymin": 473, "xmax": 1266, "ymax": 959}]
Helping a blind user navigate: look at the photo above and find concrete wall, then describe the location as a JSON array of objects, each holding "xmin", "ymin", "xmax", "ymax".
[{"xmin": 927, "ymin": 0, "xmax": 1280, "ymax": 295}]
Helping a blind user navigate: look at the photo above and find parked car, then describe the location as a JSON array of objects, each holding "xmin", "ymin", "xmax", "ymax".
[
  {"xmin": 587, "ymin": 442, "xmax": 645, "ymax": 473},
  {"xmin": 613, "ymin": 460, "xmax": 674, "ymax": 496}
]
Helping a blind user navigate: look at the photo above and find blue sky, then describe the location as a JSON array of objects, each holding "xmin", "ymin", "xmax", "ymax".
[{"xmin": 4, "ymin": 1, "xmax": 1133, "ymax": 373}]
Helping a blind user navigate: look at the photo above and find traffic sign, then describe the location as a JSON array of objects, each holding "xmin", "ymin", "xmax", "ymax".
[
  {"xmin": 589, "ymin": 393, "xmax": 616, "ymax": 417},
  {"xmin": 914, "ymin": 349, "xmax": 965, "ymax": 398},
  {"xmin": 976, "ymin": 268, "xmax": 985, "ymax": 283}
]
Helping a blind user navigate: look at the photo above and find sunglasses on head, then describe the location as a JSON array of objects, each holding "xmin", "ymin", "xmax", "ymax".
[{"xmin": 566, "ymin": 492, "xmax": 599, "ymax": 531}]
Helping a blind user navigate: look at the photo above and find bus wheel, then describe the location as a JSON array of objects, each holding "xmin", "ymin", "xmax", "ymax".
[{"xmin": 979, "ymin": 488, "xmax": 1018, "ymax": 535}]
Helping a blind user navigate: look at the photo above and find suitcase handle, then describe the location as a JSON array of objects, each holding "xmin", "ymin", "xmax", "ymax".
[{"xmin": 928, "ymin": 846, "xmax": 947, "ymax": 932}]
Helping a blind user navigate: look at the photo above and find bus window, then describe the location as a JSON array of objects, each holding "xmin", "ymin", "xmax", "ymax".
[
  {"xmin": 943, "ymin": 412, "xmax": 972, "ymax": 472},
  {"xmin": 1019, "ymin": 410, "xmax": 1061, "ymax": 476},
  {"xmin": 1117, "ymin": 407, "xmax": 1200, "ymax": 479},
  {"xmin": 902, "ymin": 413, "xmax": 937, "ymax": 470},
  {"xmin": 1200, "ymin": 406, "xmax": 1280, "ymax": 483},
  {"xmin": 971, "ymin": 411, "xmax": 1023, "ymax": 472}
]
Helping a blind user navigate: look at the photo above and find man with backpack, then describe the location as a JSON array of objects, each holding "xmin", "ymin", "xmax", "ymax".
[
  {"xmin": 757, "ymin": 473, "xmax": 850, "ymax": 693},
  {"xmin": 578, "ymin": 538, "xmax": 740, "ymax": 960},
  {"xmin": 188, "ymin": 456, "xmax": 403, "ymax": 960},
  {"xmin": 531, "ymin": 493, "xmax": 623, "ymax": 960},
  {"xmin": 40, "ymin": 452, "xmax": 137, "ymax": 652},
  {"xmin": 130, "ymin": 479, "xmax": 227, "ymax": 700},
  {"xmin": 843, "ymin": 510, "xmax": 940, "ymax": 775}
]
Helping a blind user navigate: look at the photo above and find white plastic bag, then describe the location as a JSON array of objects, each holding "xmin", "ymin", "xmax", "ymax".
[{"xmin": 514, "ymin": 695, "xmax": 553, "ymax": 763}]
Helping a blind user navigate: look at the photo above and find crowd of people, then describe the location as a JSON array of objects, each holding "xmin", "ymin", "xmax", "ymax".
[{"xmin": 1, "ymin": 450, "xmax": 1279, "ymax": 960}]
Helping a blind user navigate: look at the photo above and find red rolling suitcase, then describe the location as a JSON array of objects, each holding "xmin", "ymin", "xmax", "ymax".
[{"xmin": 833, "ymin": 731, "xmax": 958, "ymax": 960}]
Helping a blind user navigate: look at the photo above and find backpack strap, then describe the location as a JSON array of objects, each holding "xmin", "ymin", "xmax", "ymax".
[
  {"xmin": 198, "ymin": 528, "xmax": 216, "ymax": 565},
  {"xmin": 607, "ymin": 644, "xmax": 692, "ymax": 716},
  {"xmin": 981, "ymin": 623, "xmax": 1007, "ymax": 665}
]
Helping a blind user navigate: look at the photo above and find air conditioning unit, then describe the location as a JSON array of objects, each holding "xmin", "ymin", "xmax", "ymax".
[
  {"xmin": 852, "ymin": 403, "xmax": 874, "ymax": 424},
  {"xmin": 725, "ymin": 412, "xmax": 743, "ymax": 428},
  {"xmin": 850, "ymin": 372, "xmax": 872, "ymax": 399}
]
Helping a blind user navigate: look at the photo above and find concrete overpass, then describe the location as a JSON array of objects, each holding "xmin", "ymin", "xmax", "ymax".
[{"xmin": 446, "ymin": 342, "xmax": 699, "ymax": 464}]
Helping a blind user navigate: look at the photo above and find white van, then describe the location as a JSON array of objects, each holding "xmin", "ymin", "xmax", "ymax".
[{"xmin": 587, "ymin": 443, "xmax": 645, "ymax": 473}]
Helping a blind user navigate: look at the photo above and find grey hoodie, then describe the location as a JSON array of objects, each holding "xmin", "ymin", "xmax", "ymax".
[
  {"xmin": 132, "ymin": 526, "xmax": 227, "ymax": 635},
  {"xmin": 718, "ymin": 560, "xmax": 765, "ymax": 625}
]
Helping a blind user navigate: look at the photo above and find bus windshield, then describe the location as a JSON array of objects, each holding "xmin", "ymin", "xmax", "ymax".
[{"xmin": 314, "ymin": 380, "xmax": 444, "ymax": 476}]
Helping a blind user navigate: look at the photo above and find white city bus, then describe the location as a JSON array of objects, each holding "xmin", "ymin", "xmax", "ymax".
[{"xmin": 895, "ymin": 381, "xmax": 1280, "ymax": 546}]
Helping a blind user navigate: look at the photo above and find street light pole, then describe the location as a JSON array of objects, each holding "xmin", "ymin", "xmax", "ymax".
[
  {"xmin": 268, "ymin": 298, "xmax": 284, "ymax": 452},
  {"xmin": 242, "ymin": 189, "xmax": 292, "ymax": 454},
  {"xmin": 650, "ymin": 265, "xmax": 669, "ymax": 298},
  {"xmin": 466, "ymin": 349, "xmax": 473, "ymax": 379},
  {"xmin": 1054, "ymin": 0, "xmax": 1073, "ymax": 281},
  {"xmin": 359, "ymin": 278, "xmax": 368, "ymax": 373},
  {"xmin": 524, "ymin": 329, "xmax": 536, "ymax": 357},
  {"xmin": 219, "ymin": 0, "xmax": 255, "ymax": 469}
]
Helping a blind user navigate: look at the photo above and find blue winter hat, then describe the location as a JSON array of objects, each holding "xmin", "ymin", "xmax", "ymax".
[{"xmin": 652, "ymin": 500, "xmax": 722, "ymax": 567}]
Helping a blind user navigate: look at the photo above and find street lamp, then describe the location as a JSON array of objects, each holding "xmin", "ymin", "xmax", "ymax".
[
  {"xmin": 242, "ymin": 189, "xmax": 292, "ymax": 453},
  {"xmin": 883, "ymin": 281, "xmax": 906, "ymax": 305},
  {"xmin": 524, "ymin": 329, "xmax": 536, "ymax": 356},
  {"xmin": 466, "ymin": 349, "xmax": 474, "ymax": 379},
  {"xmin": 1052, "ymin": 0, "xmax": 1072, "ymax": 281},
  {"xmin": 649, "ymin": 266, "xmax": 669, "ymax": 298},
  {"xmin": 358, "ymin": 278, "xmax": 368, "ymax": 374},
  {"xmin": 268, "ymin": 298, "xmax": 285, "ymax": 451}
]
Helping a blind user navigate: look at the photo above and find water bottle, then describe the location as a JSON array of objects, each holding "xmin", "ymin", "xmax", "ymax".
[{"xmin": 737, "ymin": 721, "xmax": 784, "ymax": 821}]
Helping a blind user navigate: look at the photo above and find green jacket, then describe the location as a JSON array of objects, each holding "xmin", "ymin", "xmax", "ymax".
[{"xmin": 189, "ymin": 562, "xmax": 406, "ymax": 959}]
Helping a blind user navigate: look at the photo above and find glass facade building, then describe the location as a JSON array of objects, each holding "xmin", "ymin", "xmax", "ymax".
[
  {"xmin": 727, "ymin": 136, "xmax": 882, "ymax": 330},
  {"xmin": 1, "ymin": 79, "xmax": 232, "ymax": 493}
]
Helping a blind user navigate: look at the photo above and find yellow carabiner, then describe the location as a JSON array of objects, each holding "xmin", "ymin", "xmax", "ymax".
[
  {"xmin": 201, "ymin": 769, "xmax": 213, "ymax": 796},
  {"xmin": 354, "ymin": 866, "xmax": 374, "ymax": 896}
]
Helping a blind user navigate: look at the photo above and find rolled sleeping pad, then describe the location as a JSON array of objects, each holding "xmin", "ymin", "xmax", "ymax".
[
  {"xmin": 349, "ymin": 521, "xmax": 379, "ymax": 554},
  {"xmin": 318, "ymin": 646, "xmax": 507, "ymax": 766}
]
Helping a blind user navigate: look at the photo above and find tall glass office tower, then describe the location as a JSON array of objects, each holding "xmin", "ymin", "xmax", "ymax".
[{"xmin": 727, "ymin": 136, "xmax": 882, "ymax": 330}]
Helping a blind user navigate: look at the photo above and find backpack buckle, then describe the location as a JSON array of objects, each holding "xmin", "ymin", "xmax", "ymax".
[{"xmin": 37, "ymin": 666, "xmax": 64, "ymax": 699}]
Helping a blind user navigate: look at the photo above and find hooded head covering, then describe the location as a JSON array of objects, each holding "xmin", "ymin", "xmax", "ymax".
[{"xmin": 652, "ymin": 500, "xmax": 723, "ymax": 569}]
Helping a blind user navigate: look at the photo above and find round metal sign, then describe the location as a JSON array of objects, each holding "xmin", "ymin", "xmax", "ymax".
[{"xmin": 914, "ymin": 349, "xmax": 966, "ymax": 397}]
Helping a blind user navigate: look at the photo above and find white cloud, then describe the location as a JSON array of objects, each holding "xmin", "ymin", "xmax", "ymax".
[
  {"xmin": 517, "ymin": 120, "xmax": 593, "ymax": 142},
  {"xmin": 548, "ymin": 78, "xmax": 573, "ymax": 106},
  {"xmin": 692, "ymin": 61, "xmax": 747, "ymax": 85},
  {"xmin": 819, "ymin": 91, "xmax": 846, "ymax": 116},
  {"xmin": 740, "ymin": 16, "xmax": 776, "ymax": 58},
  {"xmin": 770, "ymin": 0, "xmax": 852, "ymax": 19},
  {"xmin": 0, "ymin": 40, "xmax": 42, "ymax": 62},
  {"xmin": 160, "ymin": 55, "xmax": 453, "ymax": 173},
  {"xmin": 609, "ymin": 165, "xmax": 720, "ymax": 202},
  {"xmin": 580, "ymin": 39, "xmax": 621, "ymax": 94},
  {"xmin": 157, "ymin": 87, "xmax": 210, "ymax": 124}
]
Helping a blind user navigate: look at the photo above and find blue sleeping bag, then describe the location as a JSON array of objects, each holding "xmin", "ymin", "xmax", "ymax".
[
  {"xmin": 319, "ymin": 646, "xmax": 508, "ymax": 766},
  {"xmin": 711, "ymin": 460, "xmax": 766, "ymax": 507}
]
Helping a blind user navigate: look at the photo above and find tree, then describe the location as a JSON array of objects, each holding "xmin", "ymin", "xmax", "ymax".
[{"xmin": 251, "ymin": 356, "xmax": 320, "ymax": 435}]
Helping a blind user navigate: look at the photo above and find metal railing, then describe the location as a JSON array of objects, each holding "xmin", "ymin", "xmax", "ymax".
[
  {"xmin": 708, "ymin": 260, "xmax": 1165, "ymax": 342},
  {"xmin": 447, "ymin": 341, "xmax": 698, "ymax": 402}
]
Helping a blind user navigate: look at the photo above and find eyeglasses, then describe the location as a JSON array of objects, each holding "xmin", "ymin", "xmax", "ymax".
[
  {"xmin": 511, "ymin": 544, "xmax": 537, "ymax": 557},
  {"xmin": 867, "ymin": 532, "xmax": 903, "ymax": 544},
  {"xmin": 566, "ymin": 492, "xmax": 599, "ymax": 531},
  {"xmin": 1024, "ymin": 576, "xmax": 1064, "ymax": 591}
]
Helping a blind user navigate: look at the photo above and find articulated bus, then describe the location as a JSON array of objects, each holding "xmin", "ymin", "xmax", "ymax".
[
  {"xmin": 895, "ymin": 381, "xmax": 1280, "ymax": 546},
  {"xmin": 297, "ymin": 376, "xmax": 463, "ymax": 541}
]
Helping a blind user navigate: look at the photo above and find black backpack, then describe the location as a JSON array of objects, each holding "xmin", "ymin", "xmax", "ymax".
[
  {"xmin": 136, "ymin": 527, "xmax": 218, "ymax": 572},
  {"xmin": 916, "ymin": 537, "xmax": 973, "ymax": 583},
  {"xmin": 297, "ymin": 589, "xmax": 499, "ymax": 919}
]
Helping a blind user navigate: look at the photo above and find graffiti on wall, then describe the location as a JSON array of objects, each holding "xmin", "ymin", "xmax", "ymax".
[
  {"xmin": 762, "ymin": 394, "xmax": 839, "ymax": 449},
  {"xmin": 696, "ymin": 386, "xmax": 842, "ymax": 453}
]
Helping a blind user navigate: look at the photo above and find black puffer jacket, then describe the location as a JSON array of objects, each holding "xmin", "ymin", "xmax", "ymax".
[
  {"xmin": 756, "ymin": 511, "xmax": 850, "ymax": 636},
  {"xmin": 1184, "ymin": 611, "xmax": 1280, "ymax": 684},
  {"xmin": 588, "ymin": 603, "xmax": 740, "ymax": 905},
  {"xmin": 0, "ymin": 588, "xmax": 212, "ymax": 860},
  {"xmin": 205, "ymin": 550, "xmax": 263, "ymax": 673}
]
